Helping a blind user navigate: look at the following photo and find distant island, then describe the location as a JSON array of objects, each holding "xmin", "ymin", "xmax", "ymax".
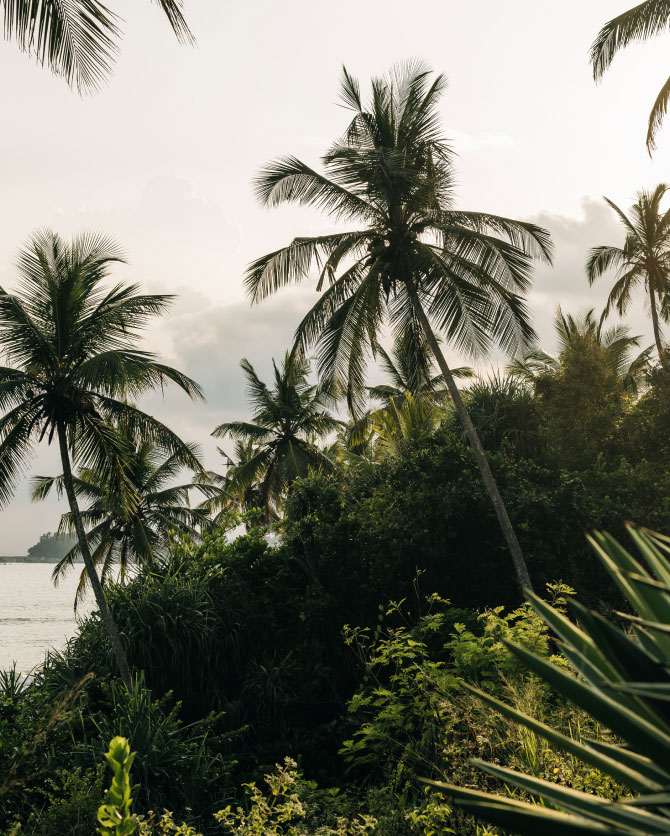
[{"xmin": 0, "ymin": 531, "xmax": 79, "ymax": 563}]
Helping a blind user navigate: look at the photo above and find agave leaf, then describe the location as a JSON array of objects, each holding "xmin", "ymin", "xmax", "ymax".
[
  {"xmin": 617, "ymin": 611, "xmax": 670, "ymax": 636},
  {"xmin": 505, "ymin": 642, "xmax": 670, "ymax": 769},
  {"xmin": 527, "ymin": 590, "xmax": 616, "ymax": 676},
  {"xmin": 608, "ymin": 682, "xmax": 670, "ymax": 700},
  {"xmin": 585, "ymin": 738, "xmax": 670, "ymax": 786},
  {"xmin": 470, "ymin": 759, "xmax": 670, "ymax": 832},
  {"xmin": 421, "ymin": 780, "xmax": 628, "ymax": 835},
  {"xmin": 459, "ymin": 683, "xmax": 664, "ymax": 791},
  {"xmin": 629, "ymin": 527, "xmax": 670, "ymax": 590}
]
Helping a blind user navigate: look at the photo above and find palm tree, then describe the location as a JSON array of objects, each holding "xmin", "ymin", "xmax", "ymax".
[
  {"xmin": 2, "ymin": 0, "xmax": 193, "ymax": 93},
  {"xmin": 591, "ymin": 1, "xmax": 670, "ymax": 152},
  {"xmin": 31, "ymin": 434, "xmax": 209, "ymax": 609},
  {"xmin": 194, "ymin": 440, "xmax": 266, "ymax": 528},
  {"xmin": 0, "ymin": 229, "xmax": 204, "ymax": 688},
  {"xmin": 509, "ymin": 307, "xmax": 653, "ymax": 395},
  {"xmin": 587, "ymin": 185, "xmax": 670, "ymax": 364},
  {"xmin": 372, "ymin": 391, "xmax": 442, "ymax": 459},
  {"xmin": 456, "ymin": 374, "xmax": 542, "ymax": 459},
  {"xmin": 212, "ymin": 353, "xmax": 341, "ymax": 522},
  {"xmin": 368, "ymin": 330, "xmax": 472, "ymax": 409},
  {"xmin": 245, "ymin": 63, "xmax": 553, "ymax": 590}
]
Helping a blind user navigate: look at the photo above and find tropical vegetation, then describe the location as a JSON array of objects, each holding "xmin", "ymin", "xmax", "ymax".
[
  {"xmin": 4, "ymin": 22, "xmax": 670, "ymax": 836},
  {"xmin": 246, "ymin": 61, "xmax": 553, "ymax": 590},
  {"xmin": 0, "ymin": 229, "xmax": 203, "ymax": 687}
]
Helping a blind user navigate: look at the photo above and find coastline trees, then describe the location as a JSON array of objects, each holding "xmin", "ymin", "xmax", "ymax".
[
  {"xmin": 587, "ymin": 185, "xmax": 670, "ymax": 364},
  {"xmin": 32, "ymin": 433, "xmax": 208, "ymax": 609},
  {"xmin": 245, "ymin": 62, "xmax": 553, "ymax": 590},
  {"xmin": 0, "ymin": 229, "xmax": 203, "ymax": 688}
]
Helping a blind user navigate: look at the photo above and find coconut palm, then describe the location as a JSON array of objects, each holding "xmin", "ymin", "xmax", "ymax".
[
  {"xmin": 245, "ymin": 62, "xmax": 553, "ymax": 589},
  {"xmin": 455, "ymin": 373, "xmax": 542, "ymax": 460},
  {"xmin": 587, "ymin": 185, "xmax": 670, "ymax": 364},
  {"xmin": 372, "ymin": 391, "xmax": 442, "ymax": 459},
  {"xmin": 212, "ymin": 353, "xmax": 341, "ymax": 522},
  {"xmin": 509, "ymin": 307, "xmax": 653, "ymax": 395},
  {"xmin": 194, "ymin": 440, "xmax": 266, "ymax": 528},
  {"xmin": 2, "ymin": 0, "xmax": 193, "ymax": 92},
  {"xmin": 368, "ymin": 330, "xmax": 472, "ymax": 409},
  {"xmin": 31, "ymin": 434, "xmax": 209, "ymax": 609},
  {"xmin": 591, "ymin": 1, "xmax": 670, "ymax": 151},
  {"xmin": 0, "ymin": 229, "xmax": 203, "ymax": 688}
]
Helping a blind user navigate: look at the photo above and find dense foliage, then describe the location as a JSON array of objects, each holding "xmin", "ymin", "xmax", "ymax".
[{"xmin": 6, "ymin": 359, "xmax": 670, "ymax": 832}]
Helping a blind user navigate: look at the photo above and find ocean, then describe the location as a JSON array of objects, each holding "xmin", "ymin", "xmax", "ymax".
[{"xmin": 0, "ymin": 563, "xmax": 93, "ymax": 673}]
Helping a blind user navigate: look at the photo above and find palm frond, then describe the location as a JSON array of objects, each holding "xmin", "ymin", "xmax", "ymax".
[
  {"xmin": 590, "ymin": 1, "xmax": 670, "ymax": 80},
  {"xmin": 648, "ymin": 75, "xmax": 670, "ymax": 152},
  {"xmin": 2, "ymin": 0, "xmax": 119, "ymax": 92}
]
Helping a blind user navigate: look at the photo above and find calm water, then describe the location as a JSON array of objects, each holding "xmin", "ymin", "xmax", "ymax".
[{"xmin": 0, "ymin": 563, "xmax": 93, "ymax": 673}]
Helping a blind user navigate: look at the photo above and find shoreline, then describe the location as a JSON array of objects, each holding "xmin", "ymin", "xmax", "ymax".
[{"xmin": 0, "ymin": 557, "xmax": 84, "ymax": 564}]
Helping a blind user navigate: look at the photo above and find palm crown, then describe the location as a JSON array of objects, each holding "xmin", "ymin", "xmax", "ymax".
[
  {"xmin": 587, "ymin": 184, "xmax": 670, "ymax": 363},
  {"xmin": 32, "ymin": 435, "xmax": 209, "ymax": 608},
  {"xmin": 591, "ymin": 1, "xmax": 670, "ymax": 151},
  {"xmin": 246, "ymin": 61, "xmax": 552, "ymax": 415},
  {"xmin": 368, "ymin": 330, "xmax": 472, "ymax": 409},
  {"xmin": 213, "ymin": 353, "xmax": 340, "ymax": 521},
  {"xmin": 0, "ymin": 229, "xmax": 202, "ymax": 506},
  {"xmin": 510, "ymin": 307, "xmax": 653, "ymax": 395}
]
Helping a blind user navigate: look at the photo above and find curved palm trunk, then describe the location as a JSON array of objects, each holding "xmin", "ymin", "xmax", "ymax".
[
  {"xmin": 56, "ymin": 422, "xmax": 133, "ymax": 689},
  {"xmin": 406, "ymin": 284, "xmax": 534, "ymax": 592},
  {"xmin": 649, "ymin": 286, "xmax": 666, "ymax": 365}
]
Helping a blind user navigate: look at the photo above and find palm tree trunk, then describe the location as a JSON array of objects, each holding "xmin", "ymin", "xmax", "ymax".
[
  {"xmin": 649, "ymin": 286, "xmax": 665, "ymax": 365},
  {"xmin": 56, "ymin": 421, "xmax": 133, "ymax": 689},
  {"xmin": 406, "ymin": 283, "xmax": 534, "ymax": 592}
]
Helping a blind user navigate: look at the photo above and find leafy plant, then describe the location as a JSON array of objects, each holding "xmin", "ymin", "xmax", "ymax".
[
  {"xmin": 427, "ymin": 524, "xmax": 670, "ymax": 835},
  {"xmin": 97, "ymin": 737, "xmax": 138, "ymax": 836},
  {"xmin": 216, "ymin": 758, "xmax": 376, "ymax": 836}
]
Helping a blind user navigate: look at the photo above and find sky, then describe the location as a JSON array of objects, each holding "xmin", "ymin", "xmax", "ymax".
[{"xmin": 1, "ymin": 0, "xmax": 669, "ymax": 551}]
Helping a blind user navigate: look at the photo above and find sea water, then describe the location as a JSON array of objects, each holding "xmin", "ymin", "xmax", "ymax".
[{"xmin": 0, "ymin": 563, "xmax": 93, "ymax": 673}]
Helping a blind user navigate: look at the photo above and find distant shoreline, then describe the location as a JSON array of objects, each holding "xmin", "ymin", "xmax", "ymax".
[{"xmin": 0, "ymin": 556, "xmax": 84, "ymax": 564}]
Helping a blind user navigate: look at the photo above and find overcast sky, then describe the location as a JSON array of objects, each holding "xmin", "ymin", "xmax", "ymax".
[{"xmin": 1, "ymin": 0, "xmax": 669, "ymax": 551}]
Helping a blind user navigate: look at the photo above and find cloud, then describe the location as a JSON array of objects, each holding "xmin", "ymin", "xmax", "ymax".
[{"xmin": 138, "ymin": 285, "xmax": 319, "ymax": 466}]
